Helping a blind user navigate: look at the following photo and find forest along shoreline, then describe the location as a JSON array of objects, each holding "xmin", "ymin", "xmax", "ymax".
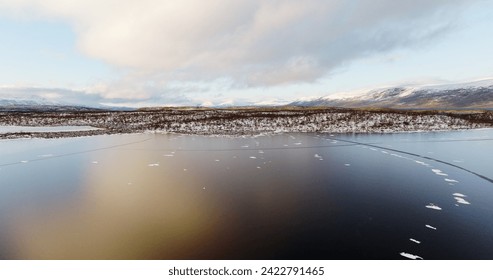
[{"xmin": 0, "ymin": 107, "xmax": 492, "ymax": 139}]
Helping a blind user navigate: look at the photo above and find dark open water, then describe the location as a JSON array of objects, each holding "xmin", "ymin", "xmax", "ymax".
[{"xmin": 0, "ymin": 129, "xmax": 492, "ymax": 259}]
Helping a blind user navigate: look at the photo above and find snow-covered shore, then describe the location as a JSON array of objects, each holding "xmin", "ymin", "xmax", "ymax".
[{"xmin": 0, "ymin": 108, "xmax": 491, "ymax": 139}]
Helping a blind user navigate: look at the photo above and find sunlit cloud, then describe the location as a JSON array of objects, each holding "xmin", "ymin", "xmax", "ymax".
[{"xmin": 0, "ymin": 0, "xmax": 484, "ymax": 104}]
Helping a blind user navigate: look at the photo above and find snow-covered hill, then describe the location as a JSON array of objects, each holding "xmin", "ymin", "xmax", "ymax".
[{"xmin": 291, "ymin": 79, "xmax": 493, "ymax": 109}]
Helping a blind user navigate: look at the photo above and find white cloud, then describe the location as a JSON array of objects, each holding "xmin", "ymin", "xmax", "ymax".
[{"xmin": 0, "ymin": 0, "xmax": 480, "ymax": 99}]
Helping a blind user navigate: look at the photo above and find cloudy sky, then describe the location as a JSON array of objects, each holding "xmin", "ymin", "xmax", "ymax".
[{"xmin": 0, "ymin": 0, "xmax": 492, "ymax": 107}]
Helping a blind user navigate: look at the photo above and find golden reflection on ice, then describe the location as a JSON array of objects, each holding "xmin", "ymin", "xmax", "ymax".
[{"xmin": 9, "ymin": 149, "xmax": 218, "ymax": 259}]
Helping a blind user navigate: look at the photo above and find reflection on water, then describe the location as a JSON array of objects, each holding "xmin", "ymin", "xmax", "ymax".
[{"xmin": 1, "ymin": 129, "xmax": 493, "ymax": 259}]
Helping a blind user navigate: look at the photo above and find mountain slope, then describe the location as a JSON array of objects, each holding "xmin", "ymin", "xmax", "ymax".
[{"xmin": 291, "ymin": 79, "xmax": 493, "ymax": 109}]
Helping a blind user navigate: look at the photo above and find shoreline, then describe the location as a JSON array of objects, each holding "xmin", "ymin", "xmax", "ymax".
[{"xmin": 1, "ymin": 108, "xmax": 492, "ymax": 139}]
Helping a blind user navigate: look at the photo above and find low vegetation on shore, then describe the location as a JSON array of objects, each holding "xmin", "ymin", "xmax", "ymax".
[{"xmin": 0, "ymin": 107, "xmax": 492, "ymax": 139}]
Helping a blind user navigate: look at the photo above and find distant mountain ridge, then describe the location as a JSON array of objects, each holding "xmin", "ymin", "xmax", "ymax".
[
  {"xmin": 290, "ymin": 79, "xmax": 493, "ymax": 109},
  {"xmin": 0, "ymin": 98, "xmax": 106, "ymax": 112}
]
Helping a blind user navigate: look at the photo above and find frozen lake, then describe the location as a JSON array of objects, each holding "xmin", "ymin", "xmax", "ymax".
[{"xmin": 0, "ymin": 129, "xmax": 493, "ymax": 259}]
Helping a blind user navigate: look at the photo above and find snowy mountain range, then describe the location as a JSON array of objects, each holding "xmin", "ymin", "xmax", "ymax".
[{"xmin": 290, "ymin": 79, "xmax": 493, "ymax": 109}]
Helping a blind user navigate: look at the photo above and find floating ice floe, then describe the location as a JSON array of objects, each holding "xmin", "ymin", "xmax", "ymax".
[
  {"xmin": 431, "ymin": 169, "xmax": 448, "ymax": 176},
  {"xmin": 344, "ymin": 164, "xmax": 351, "ymax": 167},
  {"xmin": 445, "ymin": 179, "xmax": 459, "ymax": 183},
  {"xmin": 425, "ymin": 203, "xmax": 442, "ymax": 210},
  {"xmin": 257, "ymin": 166, "xmax": 261, "ymax": 169},
  {"xmin": 425, "ymin": 224, "xmax": 437, "ymax": 230},
  {"xmin": 400, "ymin": 252, "xmax": 423, "ymax": 260},
  {"xmin": 163, "ymin": 154, "xmax": 174, "ymax": 157},
  {"xmin": 381, "ymin": 151, "xmax": 389, "ymax": 154},
  {"xmin": 454, "ymin": 197, "xmax": 470, "ymax": 205},
  {"xmin": 249, "ymin": 156, "xmax": 257, "ymax": 159},
  {"xmin": 241, "ymin": 145, "xmax": 249, "ymax": 148},
  {"xmin": 258, "ymin": 150, "xmax": 264, "ymax": 154},
  {"xmin": 20, "ymin": 160, "xmax": 29, "ymax": 163},
  {"xmin": 410, "ymin": 238, "xmax": 421, "ymax": 244},
  {"xmin": 148, "ymin": 163, "xmax": 160, "ymax": 167},
  {"xmin": 294, "ymin": 142, "xmax": 302, "ymax": 145},
  {"xmin": 92, "ymin": 161, "xmax": 98, "ymax": 164},
  {"xmin": 215, "ymin": 159, "xmax": 220, "ymax": 162},
  {"xmin": 414, "ymin": 160, "xmax": 430, "ymax": 167},
  {"xmin": 314, "ymin": 154, "xmax": 323, "ymax": 160},
  {"xmin": 453, "ymin": 193, "xmax": 466, "ymax": 197}
]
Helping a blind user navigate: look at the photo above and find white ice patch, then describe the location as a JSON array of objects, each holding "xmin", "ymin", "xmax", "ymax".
[
  {"xmin": 257, "ymin": 166, "xmax": 261, "ymax": 169},
  {"xmin": 410, "ymin": 238, "xmax": 421, "ymax": 244},
  {"xmin": 400, "ymin": 252, "xmax": 423, "ymax": 260},
  {"xmin": 92, "ymin": 161, "xmax": 98, "ymax": 164},
  {"xmin": 344, "ymin": 164, "xmax": 351, "ymax": 167},
  {"xmin": 426, "ymin": 203, "xmax": 442, "ymax": 210},
  {"xmin": 249, "ymin": 156, "xmax": 257, "ymax": 159},
  {"xmin": 414, "ymin": 160, "xmax": 430, "ymax": 166},
  {"xmin": 163, "ymin": 154, "xmax": 174, "ymax": 157},
  {"xmin": 370, "ymin": 148, "xmax": 377, "ymax": 151},
  {"xmin": 454, "ymin": 197, "xmax": 470, "ymax": 205},
  {"xmin": 314, "ymin": 154, "xmax": 323, "ymax": 160},
  {"xmin": 425, "ymin": 224, "xmax": 437, "ymax": 230},
  {"xmin": 258, "ymin": 150, "xmax": 264, "ymax": 154},
  {"xmin": 38, "ymin": 154, "xmax": 53, "ymax": 158},
  {"xmin": 148, "ymin": 163, "xmax": 159, "ymax": 167},
  {"xmin": 241, "ymin": 145, "xmax": 249, "ymax": 148},
  {"xmin": 445, "ymin": 179, "xmax": 459, "ymax": 183},
  {"xmin": 20, "ymin": 160, "xmax": 28, "ymax": 163},
  {"xmin": 183, "ymin": 169, "xmax": 188, "ymax": 171},
  {"xmin": 381, "ymin": 151, "xmax": 389, "ymax": 154},
  {"xmin": 431, "ymin": 169, "xmax": 448, "ymax": 176},
  {"xmin": 294, "ymin": 142, "xmax": 302, "ymax": 145},
  {"xmin": 453, "ymin": 193, "xmax": 466, "ymax": 197}
]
